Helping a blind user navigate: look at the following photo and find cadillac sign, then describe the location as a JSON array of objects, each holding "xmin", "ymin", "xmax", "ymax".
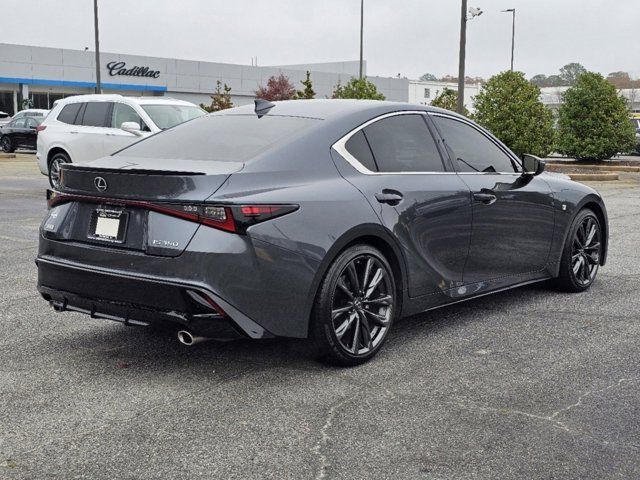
[{"xmin": 106, "ymin": 61, "xmax": 161, "ymax": 79}]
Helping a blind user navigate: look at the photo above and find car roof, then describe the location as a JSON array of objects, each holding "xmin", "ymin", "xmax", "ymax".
[
  {"xmin": 55, "ymin": 94, "xmax": 197, "ymax": 107},
  {"xmin": 217, "ymin": 99, "xmax": 466, "ymax": 122}
]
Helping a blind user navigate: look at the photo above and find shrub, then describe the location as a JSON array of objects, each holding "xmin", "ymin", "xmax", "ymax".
[
  {"xmin": 556, "ymin": 72, "xmax": 636, "ymax": 160},
  {"xmin": 473, "ymin": 71, "xmax": 554, "ymax": 157},
  {"xmin": 332, "ymin": 78, "xmax": 385, "ymax": 100},
  {"xmin": 430, "ymin": 88, "xmax": 468, "ymax": 115}
]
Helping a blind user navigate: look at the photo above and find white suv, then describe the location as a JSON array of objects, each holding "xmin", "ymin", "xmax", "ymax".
[{"xmin": 37, "ymin": 94, "xmax": 206, "ymax": 187}]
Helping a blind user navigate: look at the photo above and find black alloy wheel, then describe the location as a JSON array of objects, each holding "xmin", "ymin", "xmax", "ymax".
[
  {"xmin": 1, "ymin": 136, "xmax": 13, "ymax": 153},
  {"xmin": 312, "ymin": 244, "xmax": 396, "ymax": 366},
  {"xmin": 555, "ymin": 209, "xmax": 602, "ymax": 292}
]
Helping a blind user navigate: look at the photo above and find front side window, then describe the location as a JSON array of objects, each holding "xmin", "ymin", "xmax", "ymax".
[
  {"xmin": 81, "ymin": 102, "xmax": 111, "ymax": 127},
  {"xmin": 362, "ymin": 114, "xmax": 444, "ymax": 173},
  {"xmin": 432, "ymin": 116, "xmax": 516, "ymax": 173},
  {"xmin": 57, "ymin": 103, "xmax": 83, "ymax": 125},
  {"xmin": 141, "ymin": 105, "xmax": 205, "ymax": 130},
  {"xmin": 12, "ymin": 118, "xmax": 27, "ymax": 128},
  {"xmin": 25, "ymin": 117, "xmax": 41, "ymax": 128},
  {"xmin": 111, "ymin": 103, "xmax": 148, "ymax": 131}
]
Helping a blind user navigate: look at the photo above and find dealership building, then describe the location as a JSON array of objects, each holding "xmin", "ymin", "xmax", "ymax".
[{"xmin": 0, "ymin": 43, "xmax": 409, "ymax": 115}]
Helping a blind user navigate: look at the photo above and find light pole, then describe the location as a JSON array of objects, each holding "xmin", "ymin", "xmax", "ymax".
[
  {"xmin": 359, "ymin": 0, "xmax": 364, "ymax": 80},
  {"xmin": 93, "ymin": 0, "xmax": 102, "ymax": 93},
  {"xmin": 457, "ymin": 3, "xmax": 482, "ymax": 114},
  {"xmin": 502, "ymin": 8, "xmax": 516, "ymax": 71}
]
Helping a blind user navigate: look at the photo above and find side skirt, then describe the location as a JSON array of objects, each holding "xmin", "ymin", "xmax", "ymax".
[{"xmin": 402, "ymin": 270, "xmax": 553, "ymax": 318}]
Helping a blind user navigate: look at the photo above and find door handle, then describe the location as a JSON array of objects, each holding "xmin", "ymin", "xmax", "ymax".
[
  {"xmin": 70, "ymin": 131, "xmax": 79, "ymax": 134},
  {"xmin": 473, "ymin": 191, "xmax": 497, "ymax": 205},
  {"xmin": 375, "ymin": 190, "xmax": 403, "ymax": 206}
]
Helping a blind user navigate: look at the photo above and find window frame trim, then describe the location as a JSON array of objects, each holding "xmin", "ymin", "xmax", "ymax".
[
  {"xmin": 428, "ymin": 112, "xmax": 524, "ymax": 175},
  {"xmin": 332, "ymin": 110, "xmax": 453, "ymax": 176}
]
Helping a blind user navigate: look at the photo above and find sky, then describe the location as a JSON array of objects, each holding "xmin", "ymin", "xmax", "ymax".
[{"xmin": 2, "ymin": 0, "xmax": 637, "ymax": 80}]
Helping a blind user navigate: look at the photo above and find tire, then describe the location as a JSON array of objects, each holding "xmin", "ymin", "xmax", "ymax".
[
  {"xmin": 553, "ymin": 209, "xmax": 602, "ymax": 292},
  {"xmin": 1, "ymin": 136, "xmax": 14, "ymax": 153},
  {"xmin": 311, "ymin": 244, "xmax": 397, "ymax": 366},
  {"xmin": 48, "ymin": 152, "xmax": 71, "ymax": 189}
]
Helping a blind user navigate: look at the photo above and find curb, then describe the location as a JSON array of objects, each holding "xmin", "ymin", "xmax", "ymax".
[
  {"xmin": 547, "ymin": 163, "xmax": 640, "ymax": 173},
  {"xmin": 568, "ymin": 173, "xmax": 619, "ymax": 181}
]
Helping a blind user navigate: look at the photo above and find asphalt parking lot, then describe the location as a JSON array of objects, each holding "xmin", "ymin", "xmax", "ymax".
[{"xmin": 1, "ymin": 156, "xmax": 639, "ymax": 480}]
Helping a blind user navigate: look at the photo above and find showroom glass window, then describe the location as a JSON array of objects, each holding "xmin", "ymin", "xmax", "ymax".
[
  {"xmin": 432, "ymin": 116, "xmax": 517, "ymax": 173},
  {"xmin": 81, "ymin": 102, "xmax": 111, "ymax": 128},
  {"xmin": 362, "ymin": 114, "xmax": 445, "ymax": 173}
]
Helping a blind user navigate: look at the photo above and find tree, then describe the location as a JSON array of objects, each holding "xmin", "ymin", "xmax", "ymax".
[
  {"xmin": 530, "ymin": 74, "xmax": 548, "ymax": 87},
  {"xmin": 295, "ymin": 71, "xmax": 316, "ymax": 99},
  {"xmin": 556, "ymin": 72, "xmax": 636, "ymax": 160},
  {"xmin": 607, "ymin": 71, "xmax": 632, "ymax": 89},
  {"xmin": 473, "ymin": 71, "xmax": 554, "ymax": 158},
  {"xmin": 431, "ymin": 88, "xmax": 468, "ymax": 115},
  {"xmin": 331, "ymin": 78, "xmax": 385, "ymax": 100},
  {"xmin": 256, "ymin": 74, "xmax": 297, "ymax": 101},
  {"xmin": 559, "ymin": 62, "xmax": 587, "ymax": 86},
  {"xmin": 546, "ymin": 75, "xmax": 564, "ymax": 87},
  {"xmin": 200, "ymin": 80, "xmax": 233, "ymax": 113},
  {"xmin": 419, "ymin": 73, "xmax": 437, "ymax": 82}
]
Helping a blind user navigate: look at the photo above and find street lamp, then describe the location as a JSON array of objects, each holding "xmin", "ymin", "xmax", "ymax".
[
  {"xmin": 93, "ymin": 0, "xmax": 102, "ymax": 93},
  {"xmin": 457, "ymin": 2, "xmax": 482, "ymax": 114},
  {"xmin": 502, "ymin": 8, "xmax": 516, "ymax": 71},
  {"xmin": 359, "ymin": 0, "xmax": 364, "ymax": 80}
]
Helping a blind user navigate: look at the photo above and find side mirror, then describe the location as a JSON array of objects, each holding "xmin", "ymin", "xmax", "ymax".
[
  {"xmin": 120, "ymin": 121, "xmax": 144, "ymax": 137},
  {"xmin": 522, "ymin": 154, "xmax": 545, "ymax": 176}
]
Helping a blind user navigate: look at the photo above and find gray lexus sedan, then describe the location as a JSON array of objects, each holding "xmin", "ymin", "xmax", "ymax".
[{"xmin": 37, "ymin": 100, "xmax": 608, "ymax": 365}]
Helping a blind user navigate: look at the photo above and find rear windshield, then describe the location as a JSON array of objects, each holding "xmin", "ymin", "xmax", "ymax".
[{"xmin": 117, "ymin": 114, "xmax": 320, "ymax": 162}]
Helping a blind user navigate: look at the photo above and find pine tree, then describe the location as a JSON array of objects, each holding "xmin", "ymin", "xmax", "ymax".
[{"xmin": 200, "ymin": 80, "xmax": 233, "ymax": 113}]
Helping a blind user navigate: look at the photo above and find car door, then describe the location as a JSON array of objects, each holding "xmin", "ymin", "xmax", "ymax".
[
  {"xmin": 8, "ymin": 118, "xmax": 28, "ymax": 146},
  {"xmin": 332, "ymin": 112, "xmax": 473, "ymax": 297},
  {"xmin": 69, "ymin": 102, "xmax": 110, "ymax": 162},
  {"xmin": 104, "ymin": 102, "xmax": 151, "ymax": 155},
  {"xmin": 430, "ymin": 113, "xmax": 555, "ymax": 284},
  {"xmin": 23, "ymin": 117, "xmax": 39, "ymax": 149}
]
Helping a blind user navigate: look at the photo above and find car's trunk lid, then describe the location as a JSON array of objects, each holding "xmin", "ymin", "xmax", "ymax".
[{"xmin": 60, "ymin": 155, "xmax": 243, "ymax": 201}]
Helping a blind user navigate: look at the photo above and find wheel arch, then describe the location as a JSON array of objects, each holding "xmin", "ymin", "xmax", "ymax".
[
  {"xmin": 304, "ymin": 223, "xmax": 408, "ymax": 333},
  {"xmin": 47, "ymin": 147, "xmax": 71, "ymax": 168}
]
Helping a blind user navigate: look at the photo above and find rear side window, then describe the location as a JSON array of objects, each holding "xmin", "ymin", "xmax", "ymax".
[
  {"xmin": 57, "ymin": 103, "xmax": 83, "ymax": 125},
  {"xmin": 81, "ymin": 102, "xmax": 111, "ymax": 127},
  {"xmin": 118, "ymin": 114, "xmax": 320, "ymax": 162},
  {"xmin": 345, "ymin": 130, "xmax": 377, "ymax": 172},
  {"xmin": 363, "ymin": 114, "xmax": 444, "ymax": 173}
]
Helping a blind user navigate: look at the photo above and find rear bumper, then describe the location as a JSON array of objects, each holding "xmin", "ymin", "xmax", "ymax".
[{"xmin": 36, "ymin": 256, "xmax": 274, "ymax": 339}]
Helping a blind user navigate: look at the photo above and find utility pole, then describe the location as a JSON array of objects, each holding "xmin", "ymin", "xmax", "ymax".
[
  {"xmin": 502, "ymin": 9, "xmax": 516, "ymax": 71},
  {"xmin": 359, "ymin": 0, "xmax": 364, "ymax": 80},
  {"xmin": 457, "ymin": 0, "xmax": 467, "ymax": 114},
  {"xmin": 93, "ymin": 0, "xmax": 102, "ymax": 93}
]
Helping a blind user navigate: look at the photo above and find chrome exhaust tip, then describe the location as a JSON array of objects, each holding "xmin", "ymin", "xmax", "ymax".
[{"xmin": 177, "ymin": 330, "xmax": 209, "ymax": 346}]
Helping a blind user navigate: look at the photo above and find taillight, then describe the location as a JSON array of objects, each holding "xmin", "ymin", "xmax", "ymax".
[
  {"xmin": 36, "ymin": 125, "xmax": 47, "ymax": 133},
  {"xmin": 46, "ymin": 190, "xmax": 298, "ymax": 234}
]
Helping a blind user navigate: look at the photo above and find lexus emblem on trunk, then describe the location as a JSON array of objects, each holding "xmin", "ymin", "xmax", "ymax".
[{"xmin": 94, "ymin": 177, "xmax": 108, "ymax": 192}]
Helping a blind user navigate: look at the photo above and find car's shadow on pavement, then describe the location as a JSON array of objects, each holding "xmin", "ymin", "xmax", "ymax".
[{"xmin": 45, "ymin": 281, "xmax": 570, "ymax": 375}]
